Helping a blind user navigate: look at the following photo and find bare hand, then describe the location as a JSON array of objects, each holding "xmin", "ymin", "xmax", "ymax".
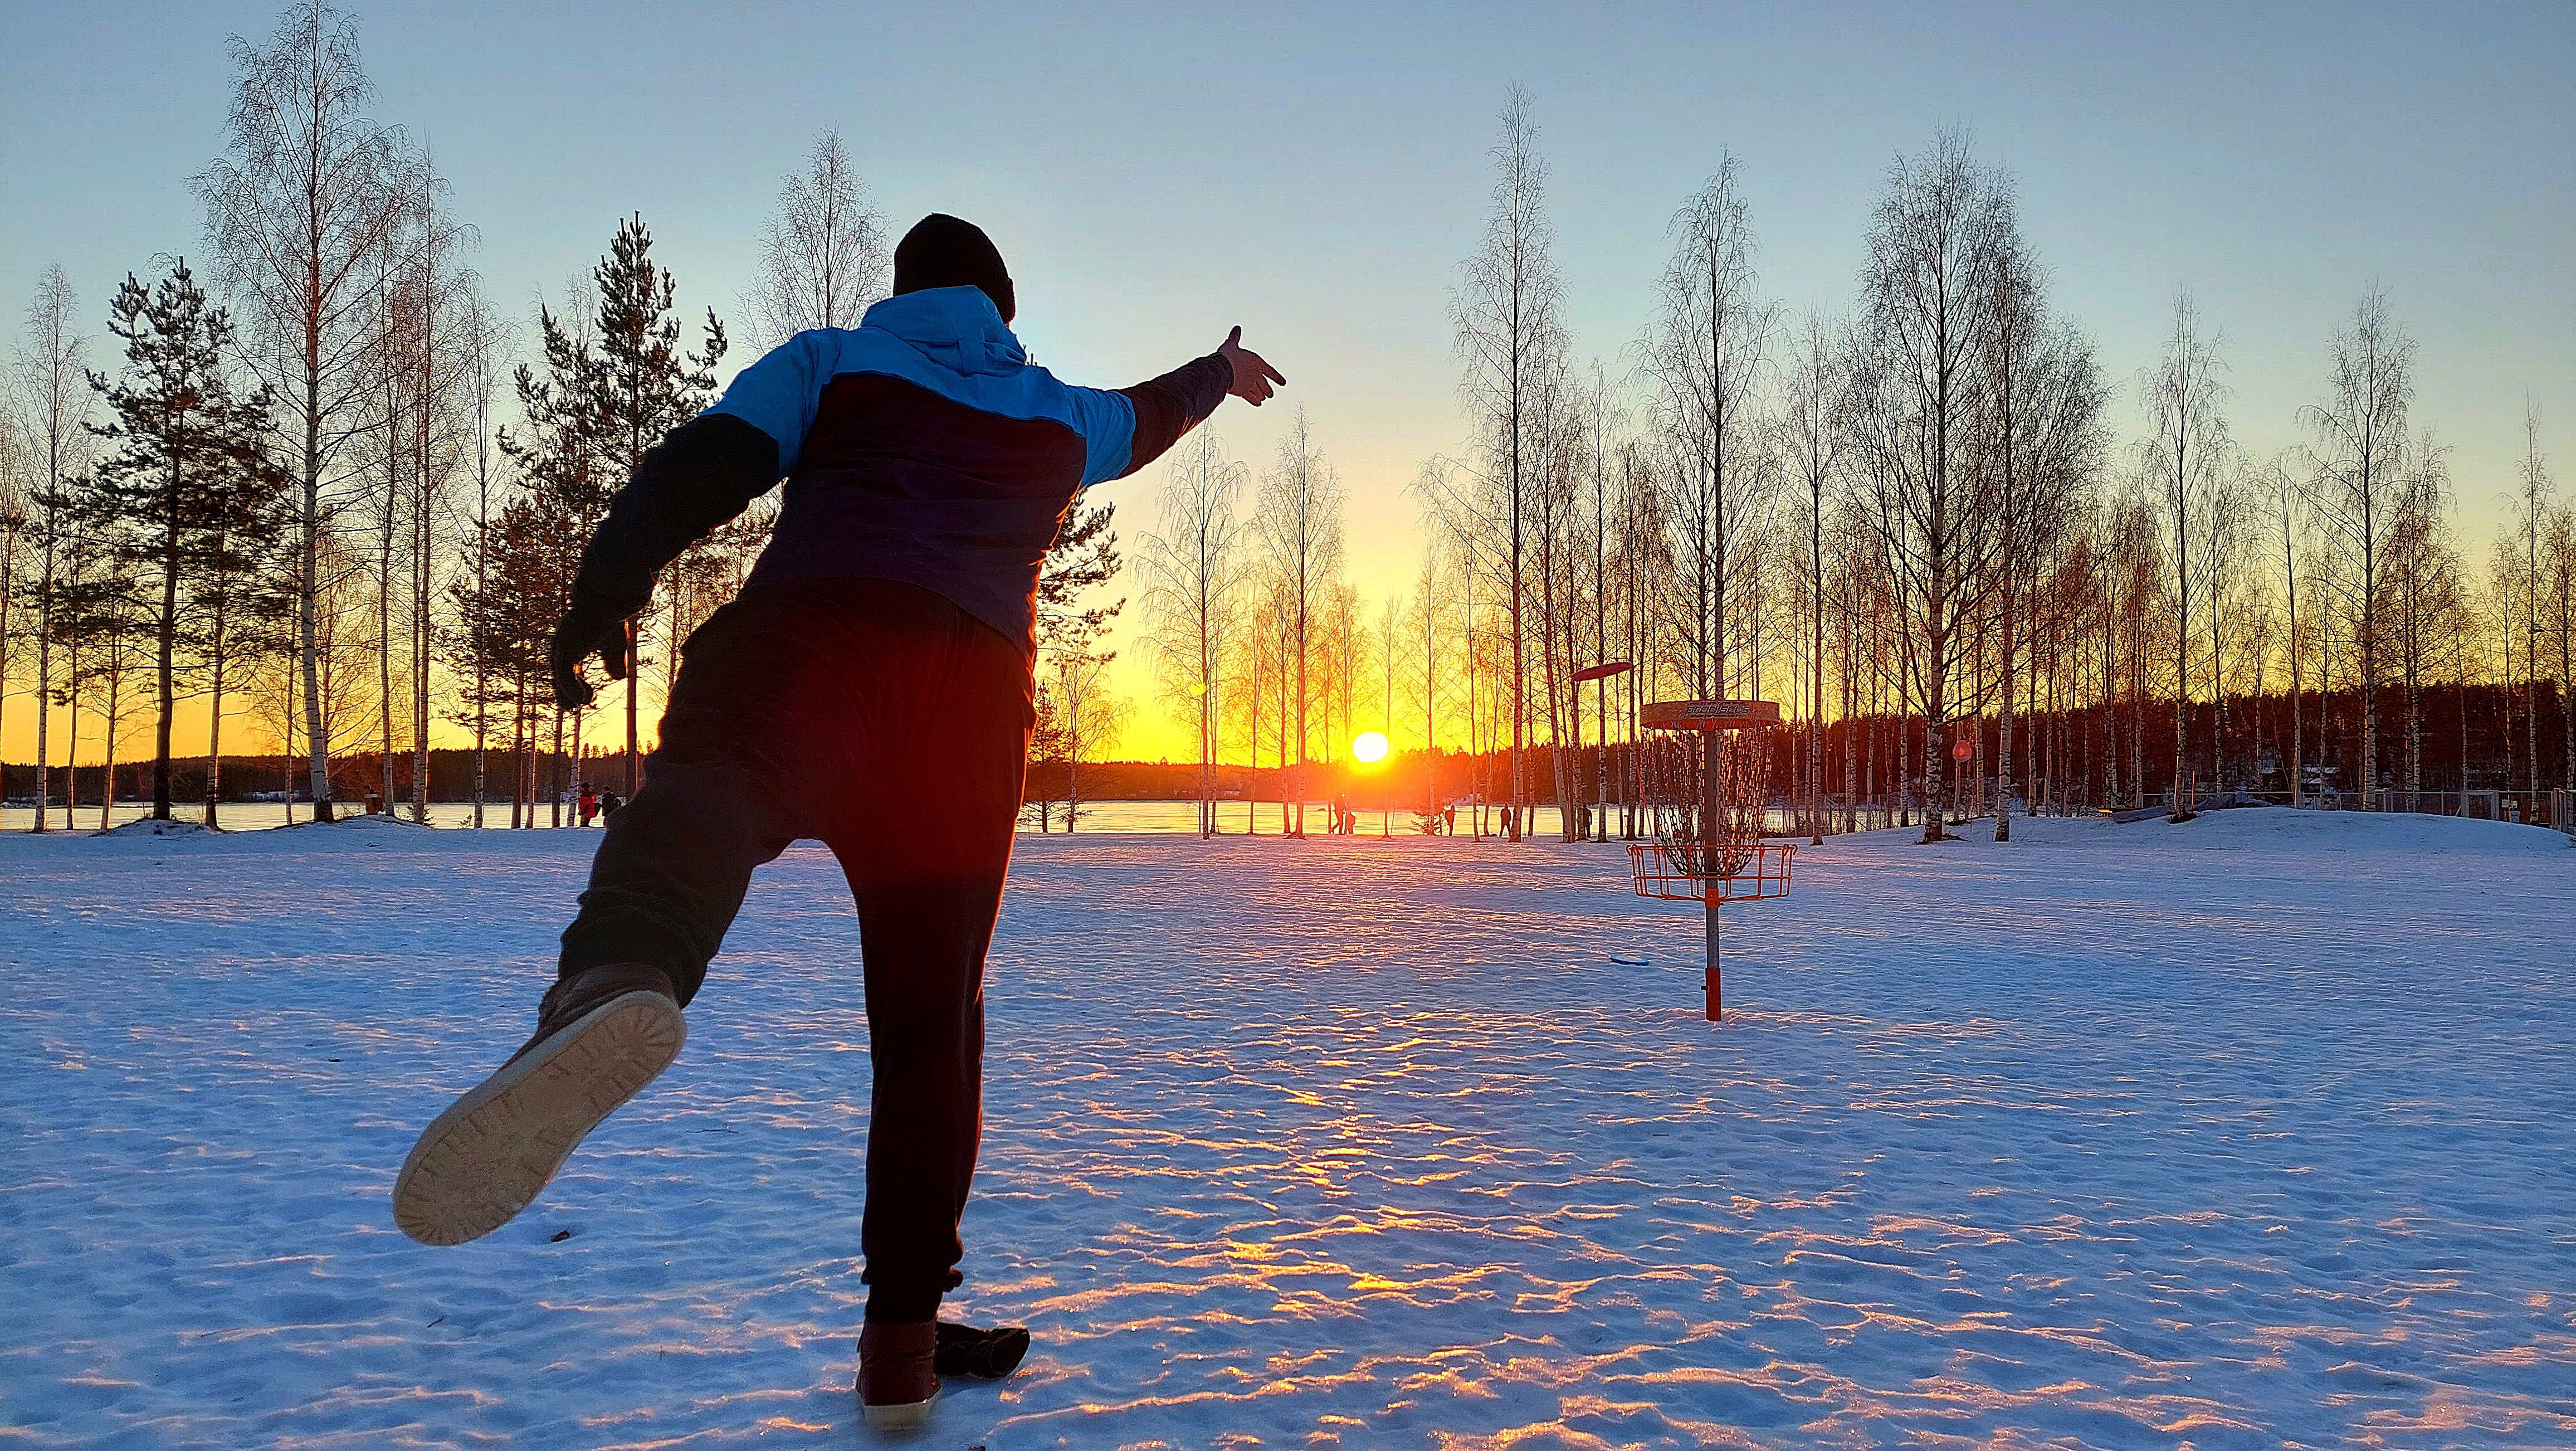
[{"xmin": 1217, "ymin": 327, "xmax": 1285, "ymax": 407}]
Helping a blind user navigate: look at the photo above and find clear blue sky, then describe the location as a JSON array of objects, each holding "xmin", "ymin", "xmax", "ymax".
[{"xmin": 5, "ymin": 1, "xmax": 2571, "ymax": 754}]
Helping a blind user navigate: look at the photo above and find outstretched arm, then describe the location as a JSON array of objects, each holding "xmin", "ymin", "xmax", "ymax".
[{"xmin": 1108, "ymin": 327, "xmax": 1286, "ymax": 481}]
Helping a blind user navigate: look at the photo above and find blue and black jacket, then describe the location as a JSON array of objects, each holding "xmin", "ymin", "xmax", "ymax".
[{"xmin": 569, "ymin": 285, "xmax": 1232, "ymax": 656}]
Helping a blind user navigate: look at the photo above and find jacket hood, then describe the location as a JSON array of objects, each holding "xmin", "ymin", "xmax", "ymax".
[{"xmin": 861, "ymin": 286, "xmax": 1026, "ymax": 378}]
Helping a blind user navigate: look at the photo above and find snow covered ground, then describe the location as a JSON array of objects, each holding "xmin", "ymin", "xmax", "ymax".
[{"xmin": 2, "ymin": 809, "xmax": 2570, "ymax": 1449}]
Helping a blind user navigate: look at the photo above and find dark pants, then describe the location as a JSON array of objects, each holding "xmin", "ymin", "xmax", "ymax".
[{"xmin": 558, "ymin": 580, "xmax": 1033, "ymax": 1322}]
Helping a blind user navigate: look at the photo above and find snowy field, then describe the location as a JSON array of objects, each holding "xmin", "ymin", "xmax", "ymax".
[{"xmin": 2, "ymin": 809, "xmax": 2571, "ymax": 1450}]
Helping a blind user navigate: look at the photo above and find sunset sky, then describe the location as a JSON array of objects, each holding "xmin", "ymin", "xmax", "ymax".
[{"xmin": 4, "ymin": 0, "xmax": 2570, "ymax": 766}]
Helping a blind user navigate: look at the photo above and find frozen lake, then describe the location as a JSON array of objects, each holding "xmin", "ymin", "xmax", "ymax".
[
  {"xmin": 2, "ymin": 809, "xmax": 2570, "ymax": 1448},
  {"xmin": 1, "ymin": 797, "xmax": 1797, "ymax": 838},
  {"xmin": 1, "ymin": 797, "xmax": 1585, "ymax": 837}
]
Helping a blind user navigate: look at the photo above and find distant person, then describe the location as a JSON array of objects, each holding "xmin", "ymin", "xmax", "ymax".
[
  {"xmin": 578, "ymin": 783, "xmax": 599, "ymax": 827},
  {"xmin": 597, "ymin": 788, "xmax": 623, "ymax": 816},
  {"xmin": 392, "ymin": 213, "xmax": 1284, "ymax": 1429}
]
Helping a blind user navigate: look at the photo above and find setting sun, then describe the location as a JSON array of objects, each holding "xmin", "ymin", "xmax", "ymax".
[{"xmin": 1352, "ymin": 731, "xmax": 1390, "ymax": 765}]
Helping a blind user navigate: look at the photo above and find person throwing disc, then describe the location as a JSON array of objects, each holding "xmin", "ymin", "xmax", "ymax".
[{"xmin": 392, "ymin": 213, "xmax": 1284, "ymax": 1429}]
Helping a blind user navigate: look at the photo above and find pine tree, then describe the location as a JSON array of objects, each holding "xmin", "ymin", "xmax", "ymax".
[
  {"xmin": 1037, "ymin": 499, "xmax": 1123, "ymax": 652},
  {"xmin": 581, "ymin": 215, "xmax": 725, "ymax": 795},
  {"xmin": 450, "ymin": 490, "xmax": 584, "ymax": 827},
  {"xmin": 80, "ymin": 260, "xmax": 283, "ymax": 822},
  {"xmin": 497, "ymin": 291, "xmax": 608, "ymax": 820},
  {"xmin": 1022, "ymin": 682, "xmax": 1070, "ymax": 831},
  {"xmin": 1031, "ymin": 500, "xmax": 1125, "ymax": 830}
]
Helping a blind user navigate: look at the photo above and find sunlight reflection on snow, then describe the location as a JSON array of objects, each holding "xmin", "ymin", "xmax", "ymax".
[{"xmin": 1, "ymin": 812, "xmax": 2571, "ymax": 1447}]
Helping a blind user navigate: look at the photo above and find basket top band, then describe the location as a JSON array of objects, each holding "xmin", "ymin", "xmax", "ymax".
[{"xmin": 1640, "ymin": 699, "xmax": 1782, "ymax": 732}]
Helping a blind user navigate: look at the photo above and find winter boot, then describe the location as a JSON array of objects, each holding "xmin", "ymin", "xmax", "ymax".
[
  {"xmin": 936, "ymin": 1321, "xmax": 1031, "ymax": 1380},
  {"xmin": 858, "ymin": 1319, "xmax": 941, "ymax": 1430},
  {"xmin": 392, "ymin": 962, "xmax": 684, "ymax": 1247}
]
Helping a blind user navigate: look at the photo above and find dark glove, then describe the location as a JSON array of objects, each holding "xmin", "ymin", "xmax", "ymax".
[{"xmin": 549, "ymin": 608, "xmax": 632, "ymax": 711}]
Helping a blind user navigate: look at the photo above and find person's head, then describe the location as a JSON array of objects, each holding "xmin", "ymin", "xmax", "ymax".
[{"xmin": 892, "ymin": 214, "xmax": 1014, "ymax": 324}]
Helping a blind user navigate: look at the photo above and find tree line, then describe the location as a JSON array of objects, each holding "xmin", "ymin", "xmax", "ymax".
[
  {"xmin": 1135, "ymin": 93, "xmax": 2572, "ymax": 845},
  {"xmin": 0, "ymin": 2, "xmax": 1173, "ymax": 835},
  {"xmin": 3, "ymin": 12, "xmax": 2568, "ymax": 845},
  {"xmin": 0, "ymin": 3, "xmax": 891, "ymax": 830}
]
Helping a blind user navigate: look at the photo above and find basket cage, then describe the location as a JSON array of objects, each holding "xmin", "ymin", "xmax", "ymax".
[
  {"xmin": 1627, "ymin": 841, "xmax": 1795, "ymax": 902},
  {"xmin": 1626, "ymin": 724, "xmax": 1792, "ymax": 899}
]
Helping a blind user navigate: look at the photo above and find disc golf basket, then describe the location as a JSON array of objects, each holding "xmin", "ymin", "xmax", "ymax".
[{"xmin": 1626, "ymin": 699, "xmax": 1793, "ymax": 1021}]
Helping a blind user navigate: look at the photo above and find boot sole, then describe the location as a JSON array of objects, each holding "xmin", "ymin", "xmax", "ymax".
[
  {"xmin": 860, "ymin": 1387, "xmax": 938, "ymax": 1431},
  {"xmin": 392, "ymin": 990, "xmax": 685, "ymax": 1247}
]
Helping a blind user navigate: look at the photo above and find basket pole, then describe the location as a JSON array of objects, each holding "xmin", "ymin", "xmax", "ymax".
[{"xmin": 1702, "ymin": 726, "xmax": 1723, "ymax": 1022}]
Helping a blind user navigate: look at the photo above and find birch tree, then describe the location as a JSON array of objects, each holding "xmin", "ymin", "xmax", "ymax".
[
  {"xmin": 743, "ymin": 128, "xmax": 890, "ymax": 349},
  {"xmin": 1402, "ymin": 528, "xmax": 1452, "ymax": 822},
  {"xmin": 1779, "ymin": 312, "xmax": 1845, "ymax": 842},
  {"xmin": 1611, "ymin": 440, "xmax": 1670, "ymax": 836},
  {"xmin": 197, "ymin": 0, "xmax": 415, "ymax": 821},
  {"xmin": 0, "ymin": 434, "xmax": 23, "ymax": 778},
  {"xmin": 2385, "ymin": 435, "xmax": 2457, "ymax": 793},
  {"xmin": 1647, "ymin": 152, "xmax": 1775, "ymax": 699},
  {"xmin": 1253, "ymin": 406, "xmax": 1343, "ymax": 836},
  {"xmin": 2263, "ymin": 460, "xmax": 2310, "ymax": 804},
  {"xmin": 1978, "ymin": 241, "xmax": 2039, "ymax": 838},
  {"xmin": 11, "ymin": 267, "xmax": 92, "ymax": 831},
  {"xmin": 1992, "ymin": 317, "xmax": 2108, "ymax": 835},
  {"xmin": 1226, "ymin": 580, "xmax": 1274, "ymax": 832},
  {"xmin": 1376, "ymin": 590, "xmax": 1401, "ymax": 834},
  {"xmin": 1451, "ymin": 86, "xmax": 1564, "ymax": 843},
  {"xmin": 1850, "ymin": 132, "xmax": 2013, "ymax": 842},
  {"xmin": 1328, "ymin": 582, "xmax": 1365, "ymax": 777},
  {"xmin": 322, "ymin": 157, "xmax": 480, "ymax": 820},
  {"xmin": 2303, "ymin": 286, "xmax": 2415, "ymax": 802},
  {"xmin": 1577, "ymin": 362, "xmax": 1622, "ymax": 841},
  {"xmin": 2547, "ymin": 498, "xmax": 2574, "ymax": 793},
  {"xmin": 1140, "ymin": 429, "xmax": 1247, "ymax": 837},
  {"xmin": 1526, "ymin": 365, "xmax": 1587, "ymax": 839},
  {"xmin": 455, "ymin": 294, "xmax": 508, "ymax": 825},
  {"xmin": 392, "ymin": 172, "xmax": 476, "ymax": 819},
  {"xmin": 2138, "ymin": 289, "xmax": 2236, "ymax": 818},
  {"xmin": 2500, "ymin": 401, "xmax": 2553, "ymax": 793}
]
